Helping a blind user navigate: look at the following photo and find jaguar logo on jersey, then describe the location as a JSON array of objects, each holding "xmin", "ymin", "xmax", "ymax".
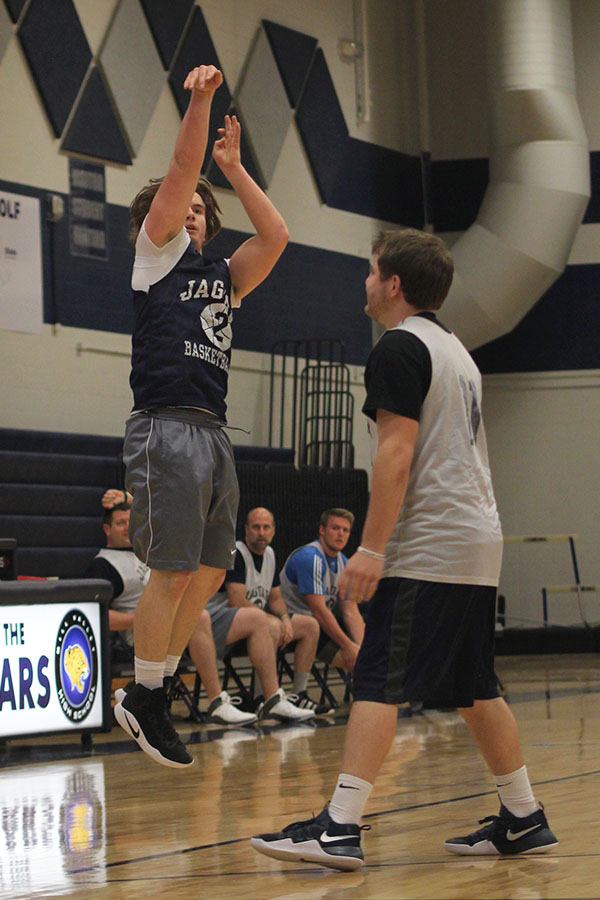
[
  {"xmin": 200, "ymin": 300, "xmax": 233, "ymax": 350},
  {"xmin": 55, "ymin": 609, "xmax": 98, "ymax": 723}
]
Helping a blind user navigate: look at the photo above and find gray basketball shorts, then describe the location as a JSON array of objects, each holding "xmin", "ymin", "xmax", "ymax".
[
  {"xmin": 123, "ymin": 410, "xmax": 239, "ymax": 571},
  {"xmin": 209, "ymin": 604, "xmax": 239, "ymax": 659}
]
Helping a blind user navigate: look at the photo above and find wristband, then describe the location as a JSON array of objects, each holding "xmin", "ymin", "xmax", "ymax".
[
  {"xmin": 280, "ymin": 613, "xmax": 290, "ymax": 621},
  {"xmin": 357, "ymin": 545, "xmax": 385, "ymax": 560}
]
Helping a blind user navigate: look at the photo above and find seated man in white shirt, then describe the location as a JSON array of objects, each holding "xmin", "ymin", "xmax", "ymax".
[
  {"xmin": 84, "ymin": 490, "xmax": 256, "ymax": 726},
  {"xmin": 188, "ymin": 507, "xmax": 319, "ymax": 721}
]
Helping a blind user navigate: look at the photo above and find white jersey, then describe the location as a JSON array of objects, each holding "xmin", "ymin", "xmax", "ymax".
[
  {"xmin": 382, "ymin": 315, "xmax": 503, "ymax": 585},
  {"xmin": 96, "ymin": 548, "xmax": 150, "ymax": 645},
  {"xmin": 236, "ymin": 541, "xmax": 276, "ymax": 610},
  {"xmin": 206, "ymin": 541, "xmax": 276, "ymax": 613}
]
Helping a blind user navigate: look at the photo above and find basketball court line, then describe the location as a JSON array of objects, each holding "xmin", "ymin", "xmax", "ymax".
[{"xmin": 65, "ymin": 767, "xmax": 600, "ymax": 877}]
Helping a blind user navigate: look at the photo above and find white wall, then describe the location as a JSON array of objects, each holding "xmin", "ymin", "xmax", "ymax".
[{"xmin": 484, "ymin": 371, "xmax": 600, "ymax": 627}]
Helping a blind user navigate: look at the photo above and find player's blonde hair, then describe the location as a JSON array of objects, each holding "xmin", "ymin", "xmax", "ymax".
[{"xmin": 320, "ymin": 508, "xmax": 354, "ymax": 529}]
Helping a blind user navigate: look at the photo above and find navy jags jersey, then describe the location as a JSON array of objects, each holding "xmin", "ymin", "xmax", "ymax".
[{"xmin": 130, "ymin": 243, "xmax": 233, "ymax": 419}]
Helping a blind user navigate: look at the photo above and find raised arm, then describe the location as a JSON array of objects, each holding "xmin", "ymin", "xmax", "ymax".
[
  {"xmin": 212, "ymin": 115, "xmax": 289, "ymax": 302},
  {"xmin": 145, "ymin": 65, "xmax": 223, "ymax": 248}
]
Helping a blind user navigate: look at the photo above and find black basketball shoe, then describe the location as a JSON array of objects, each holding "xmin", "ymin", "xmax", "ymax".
[
  {"xmin": 251, "ymin": 806, "xmax": 368, "ymax": 871},
  {"xmin": 114, "ymin": 675, "xmax": 175, "ymax": 704},
  {"xmin": 114, "ymin": 683, "xmax": 194, "ymax": 768},
  {"xmin": 445, "ymin": 803, "xmax": 558, "ymax": 855}
]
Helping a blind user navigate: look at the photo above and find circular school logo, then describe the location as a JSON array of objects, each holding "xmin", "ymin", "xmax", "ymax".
[{"xmin": 55, "ymin": 609, "xmax": 98, "ymax": 722}]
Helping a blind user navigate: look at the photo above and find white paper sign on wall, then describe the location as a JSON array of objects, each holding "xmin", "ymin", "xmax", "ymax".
[{"xmin": 0, "ymin": 191, "xmax": 43, "ymax": 334}]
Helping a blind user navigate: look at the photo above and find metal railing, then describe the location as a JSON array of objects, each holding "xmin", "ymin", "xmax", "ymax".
[{"xmin": 268, "ymin": 338, "xmax": 354, "ymax": 467}]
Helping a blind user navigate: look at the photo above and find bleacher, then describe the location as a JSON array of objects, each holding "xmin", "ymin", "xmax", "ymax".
[{"xmin": 0, "ymin": 427, "xmax": 368, "ymax": 579}]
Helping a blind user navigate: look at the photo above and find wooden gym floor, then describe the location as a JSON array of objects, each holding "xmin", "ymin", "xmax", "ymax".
[{"xmin": 1, "ymin": 654, "xmax": 599, "ymax": 900}]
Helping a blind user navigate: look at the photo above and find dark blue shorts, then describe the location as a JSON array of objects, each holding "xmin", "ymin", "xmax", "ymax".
[
  {"xmin": 352, "ymin": 578, "xmax": 500, "ymax": 708},
  {"xmin": 316, "ymin": 604, "xmax": 348, "ymax": 664}
]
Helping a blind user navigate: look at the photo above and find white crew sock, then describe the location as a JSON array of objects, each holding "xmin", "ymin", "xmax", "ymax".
[
  {"xmin": 293, "ymin": 671, "xmax": 309, "ymax": 693},
  {"xmin": 495, "ymin": 765, "xmax": 538, "ymax": 817},
  {"xmin": 163, "ymin": 654, "xmax": 180, "ymax": 678},
  {"xmin": 329, "ymin": 773, "xmax": 373, "ymax": 825},
  {"xmin": 134, "ymin": 657, "xmax": 164, "ymax": 691}
]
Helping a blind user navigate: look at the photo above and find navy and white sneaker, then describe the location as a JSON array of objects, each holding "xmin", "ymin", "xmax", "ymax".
[
  {"xmin": 251, "ymin": 806, "xmax": 368, "ymax": 871},
  {"xmin": 445, "ymin": 803, "xmax": 558, "ymax": 855}
]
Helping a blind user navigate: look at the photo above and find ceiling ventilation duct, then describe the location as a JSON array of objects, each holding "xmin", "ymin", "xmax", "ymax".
[{"xmin": 440, "ymin": 0, "xmax": 590, "ymax": 349}]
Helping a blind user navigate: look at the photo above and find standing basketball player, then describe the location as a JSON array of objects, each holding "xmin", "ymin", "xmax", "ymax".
[
  {"xmin": 251, "ymin": 228, "xmax": 557, "ymax": 868},
  {"xmin": 114, "ymin": 64, "xmax": 288, "ymax": 767}
]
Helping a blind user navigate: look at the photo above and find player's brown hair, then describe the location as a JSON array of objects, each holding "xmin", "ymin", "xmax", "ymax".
[
  {"xmin": 372, "ymin": 228, "xmax": 454, "ymax": 310},
  {"xmin": 128, "ymin": 175, "xmax": 222, "ymax": 245}
]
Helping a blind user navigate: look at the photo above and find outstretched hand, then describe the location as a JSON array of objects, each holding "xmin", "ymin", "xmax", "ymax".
[
  {"xmin": 212, "ymin": 114, "xmax": 241, "ymax": 172},
  {"xmin": 184, "ymin": 65, "xmax": 223, "ymax": 95}
]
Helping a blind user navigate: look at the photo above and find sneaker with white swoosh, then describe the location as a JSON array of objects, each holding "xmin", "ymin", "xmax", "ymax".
[
  {"xmin": 250, "ymin": 806, "xmax": 369, "ymax": 870},
  {"xmin": 444, "ymin": 803, "xmax": 558, "ymax": 855},
  {"xmin": 114, "ymin": 683, "xmax": 194, "ymax": 768}
]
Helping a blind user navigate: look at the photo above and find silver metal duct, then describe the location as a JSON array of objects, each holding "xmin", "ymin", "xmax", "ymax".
[{"xmin": 441, "ymin": 0, "xmax": 590, "ymax": 350}]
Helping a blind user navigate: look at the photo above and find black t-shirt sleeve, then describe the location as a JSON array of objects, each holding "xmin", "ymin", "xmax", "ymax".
[
  {"xmin": 81, "ymin": 557, "xmax": 122, "ymax": 601},
  {"xmin": 362, "ymin": 329, "xmax": 432, "ymax": 422},
  {"xmin": 224, "ymin": 549, "xmax": 246, "ymax": 584}
]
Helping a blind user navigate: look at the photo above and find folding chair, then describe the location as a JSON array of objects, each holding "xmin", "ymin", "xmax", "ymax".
[
  {"xmin": 168, "ymin": 661, "xmax": 205, "ymax": 724},
  {"xmin": 277, "ymin": 646, "xmax": 350, "ymax": 709}
]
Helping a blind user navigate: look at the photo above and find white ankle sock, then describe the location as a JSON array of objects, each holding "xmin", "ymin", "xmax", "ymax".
[
  {"xmin": 134, "ymin": 657, "xmax": 164, "ymax": 691},
  {"xmin": 329, "ymin": 773, "xmax": 373, "ymax": 824},
  {"xmin": 163, "ymin": 654, "xmax": 180, "ymax": 678},
  {"xmin": 495, "ymin": 765, "xmax": 537, "ymax": 817},
  {"xmin": 293, "ymin": 671, "xmax": 309, "ymax": 693}
]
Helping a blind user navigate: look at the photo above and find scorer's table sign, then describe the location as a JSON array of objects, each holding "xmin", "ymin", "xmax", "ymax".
[{"xmin": 1, "ymin": 602, "xmax": 105, "ymax": 738}]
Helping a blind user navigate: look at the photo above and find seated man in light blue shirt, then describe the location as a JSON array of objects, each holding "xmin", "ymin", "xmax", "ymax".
[{"xmin": 279, "ymin": 509, "xmax": 364, "ymax": 672}]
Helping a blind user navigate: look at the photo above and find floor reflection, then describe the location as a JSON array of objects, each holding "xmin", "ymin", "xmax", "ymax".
[{"xmin": 0, "ymin": 759, "xmax": 106, "ymax": 898}]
